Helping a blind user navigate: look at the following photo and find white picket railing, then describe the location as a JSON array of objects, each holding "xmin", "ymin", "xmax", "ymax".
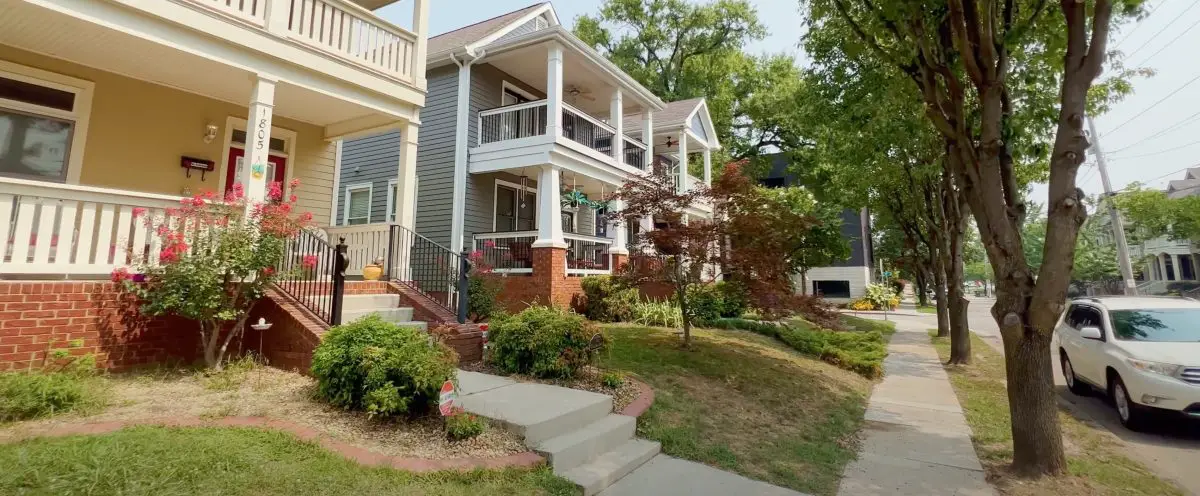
[
  {"xmin": 184, "ymin": 0, "xmax": 419, "ymax": 82},
  {"xmin": 323, "ymin": 223, "xmax": 391, "ymax": 276},
  {"xmin": 0, "ymin": 178, "xmax": 182, "ymax": 276}
]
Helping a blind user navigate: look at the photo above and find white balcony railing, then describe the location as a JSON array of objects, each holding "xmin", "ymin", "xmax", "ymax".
[
  {"xmin": 0, "ymin": 178, "xmax": 182, "ymax": 276},
  {"xmin": 473, "ymin": 231, "xmax": 538, "ymax": 274},
  {"xmin": 561, "ymin": 103, "xmax": 615, "ymax": 156},
  {"xmin": 186, "ymin": 0, "xmax": 419, "ymax": 82},
  {"xmin": 478, "ymin": 101, "xmax": 548, "ymax": 145},
  {"xmin": 477, "ymin": 101, "xmax": 652, "ymax": 173},
  {"xmin": 565, "ymin": 233, "xmax": 612, "ymax": 275}
]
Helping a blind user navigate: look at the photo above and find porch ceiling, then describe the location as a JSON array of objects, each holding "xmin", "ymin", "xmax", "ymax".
[
  {"xmin": 487, "ymin": 44, "xmax": 646, "ymax": 118},
  {"xmin": 0, "ymin": 1, "xmax": 387, "ymax": 130}
]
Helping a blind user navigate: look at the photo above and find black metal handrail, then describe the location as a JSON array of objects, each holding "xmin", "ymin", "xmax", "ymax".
[
  {"xmin": 276, "ymin": 229, "xmax": 348, "ymax": 327},
  {"xmin": 387, "ymin": 224, "xmax": 469, "ymax": 323}
]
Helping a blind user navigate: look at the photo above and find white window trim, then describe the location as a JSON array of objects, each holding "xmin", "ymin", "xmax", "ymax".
[
  {"xmin": 0, "ymin": 59, "xmax": 95, "ymax": 185},
  {"xmin": 501, "ymin": 81, "xmax": 537, "ymax": 104},
  {"xmin": 342, "ymin": 182, "xmax": 373, "ymax": 225},
  {"xmin": 217, "ymin": 116, "xmax": 299, "ymax": 194},
  {"xmin": 492, "ymin": 178, "xmax": 537, "ymax": 232},
  {"xmin": 385, "ymin": 178, "xmax": 398, "ymax": 223}
]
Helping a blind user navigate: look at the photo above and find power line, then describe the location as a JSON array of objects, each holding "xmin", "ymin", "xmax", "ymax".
[
  {"xmin": 1106, "ymin": 109, "xmax": 1200, "ymax": 154},
  {"xmin": 1109, "ymin": 137, "xmax": 1200, "ymax": 160},
  {"xmin": 1118, "ymin": 164, "xmax": 1197, "ymax": 191},
  {"xmin": 1131, "ymin": 17, "xmax": 1200, "ymax": 66},
  {"xmin": 1105, "ymin": 72, "xmax": 1200, "ymax": 135},
  {"xmin": 1124, "ymin": 1, "xmax": 1200, "ymax": 59},
  {"xmin": 1115, "ymin": 0, "xmax": 1170, "ymax": 48}
]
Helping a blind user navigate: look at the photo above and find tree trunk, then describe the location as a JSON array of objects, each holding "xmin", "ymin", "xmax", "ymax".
[
  {"xmin": 932, "ymin": 247, "xmax": 950, "ymax": 337},
  {"xmin": 674, "ymin": 257, "xmax": 692, "ymax": 348},
  {"xmin": 799, "ymin": 269, "xmax": 809, "ymax": 296},
  {"xmin": 945, "ymin": 174, "xmax": 971, "ymax": 365},
  {"xmin": 915, "ymin": 269, "xmax": 929, "ymax": 307}
]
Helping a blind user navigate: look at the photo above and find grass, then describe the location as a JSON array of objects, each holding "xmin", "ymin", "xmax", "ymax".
[
  {"xmin": 930, "ymin": 332, "xmax": 1182, "ymax": 496},
  {"xmin": 916, "ymin": 305, "xmax": 937, "ymax": 314},
  {"xmin": 707, "ymin": 314, "xmax": 895, "ymax": 378},
  {"xmin": 601, "ymin": 325, "xmax": 873, "ymax": 495},
  {"xmin": 0, "ymin": 426, "xmax": 576, "ymax": 496},
  {"xmin": 0, "ymin": 370, "xmax": 107, "ymax": 424},
  {"xmin": 838, "ymin": 315, "xmax": 897, "ymax": 335}
]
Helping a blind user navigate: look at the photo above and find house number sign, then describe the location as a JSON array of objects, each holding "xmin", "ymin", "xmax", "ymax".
[{"xmin": 252, "ymin": 108, "xmax": 269, "ymax": 179}]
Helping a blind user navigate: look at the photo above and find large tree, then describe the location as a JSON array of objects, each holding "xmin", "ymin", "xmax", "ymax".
[{"xmin": 803, "ymin": 0, "xmax": 1142, "ymax": 475}]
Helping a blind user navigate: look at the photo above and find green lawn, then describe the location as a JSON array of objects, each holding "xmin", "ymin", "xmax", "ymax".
[
  {"xmin": 916, "ymin": 305, "xmax": 937, "ymax": 314},
  {"xmin": 601, "ymin": 325, "xmax": 873, "ymax": 495},
  {"xmin": 838, "ymin": 315, "xmax": 897, "ymax": 335},
  {"xmin": 931, "ymin": 333, "xmax": 1181, "ymax": 496},
  {"xmin": 0, "ymin": 426, "xmax": 575, "ymax": 496}
]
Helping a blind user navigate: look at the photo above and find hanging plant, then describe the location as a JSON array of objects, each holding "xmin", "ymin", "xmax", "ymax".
[{"xmin": 561, "ymin": 189, "xmax": 589, "ymax": 209}]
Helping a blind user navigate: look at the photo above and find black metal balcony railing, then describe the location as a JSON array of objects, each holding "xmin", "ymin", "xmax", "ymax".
[
  {"xmin": 478, "ymin": 101, "xmax": 548, "ymax": 145},
  {"xmin": 565, "ymin": 233, "xmax": 612, "ymax": 274},
  {"xmin": 623, "ymin": 136, "xmax": 648, "ymax": 169},
  {"xmin": 276, "ymin": 229, "xmax": 348, "ymax": 326},
  {"xmin": 561, "ymin": 104, "xmax": 614, "ymax": 155}
]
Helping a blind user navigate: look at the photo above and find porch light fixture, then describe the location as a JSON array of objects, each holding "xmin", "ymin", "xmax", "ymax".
[{"xmin": 202, "ymin": 123, "xmax": 219, "ymax": 144}]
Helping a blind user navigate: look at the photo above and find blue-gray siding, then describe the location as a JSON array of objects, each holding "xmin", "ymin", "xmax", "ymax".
[{"xmin": 336, "ymin": 131, "xmax": 399, "ymax": 225}]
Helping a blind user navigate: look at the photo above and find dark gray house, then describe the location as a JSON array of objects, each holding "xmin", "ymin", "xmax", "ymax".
[
  {"xmin": 763, "ymin": 153, "xmax": 874, "ymax": 301},
  {"xmin": 334, "ymin": 2, "xmax": 720, "ymax": 283}
]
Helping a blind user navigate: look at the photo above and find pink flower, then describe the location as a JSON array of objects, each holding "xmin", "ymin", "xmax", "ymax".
[
  {"xmin": 110, "ymin": 267, "xmax": 131, "ymax": 283},
  {"xmin": 288, "ymin": 194, "xmax": 298, "ymax": 203},
  {"xmin": 302, "ymin": 255, "xmax": 318, "ymax": 269},
  {"xmin": 289, "ymin": 178, "xmax": 301, "ymax": 189},
  {"xmin": 202, "ymin": 190, "xmax": 217, "ymax": 200},
  {"xmin": 263, "ymin": 267, "xmax": 276, "ymax": 277},
  {"xmin": 268, "ymin": 182, "xmax": 283, "ymax": 201},
  {"xmin": 483, "ymin": 240, "xmax": 496, "ymax": 249},
  {"xmin": 131, "ymin": 207, "xmax": 147, "ymax": 218},
  {"xmin": 299, "ymin": 212, "xmax": 314, "ymax": 223}
]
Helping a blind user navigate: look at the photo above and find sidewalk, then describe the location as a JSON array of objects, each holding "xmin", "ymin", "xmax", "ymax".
[{"xmin": 838, "ymin": 319, "xmax": 994, "ymax": 496}]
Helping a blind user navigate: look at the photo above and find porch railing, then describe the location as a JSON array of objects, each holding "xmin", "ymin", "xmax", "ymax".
[
  {"xmin": 322, "ymin": 223, "xmax": 468, "ymax": 322},
  {"xmin": 623, "ymin": 137, "xmax": 648, "ymax": 169},
  {"xmin": 473, "ymin": 231, "xmax": 538, "ymax": 273},
  {"xmin": 478, "ymin": 101, "xmax": 548, "ymax": 145},
  {"xmin": 565, "ymin": 233, "xmax": 612, "ymax": 275},
  {"xmin": 562, "ymin": 103, "xmax": 615, "ymax": 155},
  {"xmin": 276, "ymin": 230, "xmax": 348, "ymax": 326},
  {"xmin": 0, "ymin": 177, "xmax": 181, "ymax": 276},
  {"xmin": 184, "ymin": 0, "xmax": 419, "ymax": 82}
]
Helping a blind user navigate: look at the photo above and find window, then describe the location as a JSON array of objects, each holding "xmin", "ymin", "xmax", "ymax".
[
  {"xmin": 1066, "ymin": 305, "xmax": 1104, "ymax": 332},
  {"xmin": 232, "ymin": 129, "xmax": 287, "ymax": 153},
  {"xmin": 0, "ymin": 65, "xmax": 92, "ymax": 184},
  {"xmin": 562, "ymin": 211, "xmax": 576, "ymax": 234},
  {"xmin": 595, "ymin": 208, "xmax": 608, "ymax": 238},
  {"xmin": 386, "ymin": 179, "xmax": 398, "ymax": 223},
  {"xmin": 1110, "ymin": 309, "xmax": 1200, "ymax": 342},
  {"xmin": 342, "ymin": 183, "xmax": 372, "ymax": 225},
  {"xmin": 813, "ymin": 280, "xmax": 851, "ymax": 299},
  {"xmin": 501, "ymin": 82, "xmax": 535, "ymax": 106},
  {"xmin": 494, "ymin": 182, "xmax": 536, "ymax": 232}
]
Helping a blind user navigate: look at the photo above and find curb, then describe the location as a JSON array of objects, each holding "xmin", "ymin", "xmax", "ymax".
[
  {"xmin": 3, "ymin": 416, "xmax": 545, "ymax": 472},
  {"xmin": 619, "ymin": 377, "xmax": 655, "ymax": 417}
]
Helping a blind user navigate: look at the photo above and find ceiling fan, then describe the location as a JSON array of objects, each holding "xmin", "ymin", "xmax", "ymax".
[
  {"xmin": 664, "ymin": 136, "xmax": 678, "ymax": 148},
  {"xmin": 564, "ymin": 85, "xmax": 595, "ymax": 103}
]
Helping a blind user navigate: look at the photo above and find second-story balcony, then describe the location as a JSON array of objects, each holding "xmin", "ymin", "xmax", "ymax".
[{"xmin": 477, "ymin": 101, "xmax": 649, "ymax": 170}]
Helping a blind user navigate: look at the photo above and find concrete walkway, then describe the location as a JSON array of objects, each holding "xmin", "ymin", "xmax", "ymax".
[
  {"xmin": 456, "ymin": 370, "xmax": 810, "ymax": 496},
  {"xmin": 838, "ymin": 319, "xmax": 994, "ymax": 496}
]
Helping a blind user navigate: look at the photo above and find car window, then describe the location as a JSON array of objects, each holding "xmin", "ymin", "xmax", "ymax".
[
  {"xmin": 1066, "ymin": 305, "xmax": 1104, "ymax": 332},
  {"xmin": 1110, "ymin": 309, "xmax": 1200, "ymax": 342}
]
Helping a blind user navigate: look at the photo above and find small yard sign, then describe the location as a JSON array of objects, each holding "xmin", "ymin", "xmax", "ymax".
[{"xmin": 438, "ymin": 380, "xmax": 458, "ymax": 416}]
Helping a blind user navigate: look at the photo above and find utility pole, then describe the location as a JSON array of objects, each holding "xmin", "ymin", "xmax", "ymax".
[{"xmin": 1088, "ymin": 116, "xmax": 1138, "ymax": 296}]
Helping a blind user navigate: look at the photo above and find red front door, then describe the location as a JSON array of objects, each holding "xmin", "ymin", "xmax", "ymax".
[{"xmin": 225, "ymin": 147, "xmax": 288, "ymax": 196}]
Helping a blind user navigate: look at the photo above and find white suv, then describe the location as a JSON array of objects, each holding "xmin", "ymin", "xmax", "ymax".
[{"xmin": 1055, "ymin": 296, "xmax": 1200, "ymax": 430}]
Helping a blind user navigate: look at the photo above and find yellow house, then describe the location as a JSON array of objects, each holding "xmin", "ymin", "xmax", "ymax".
[{"xmin": 0, "ymin": 0, "xmax": 429, "ymax": 277}]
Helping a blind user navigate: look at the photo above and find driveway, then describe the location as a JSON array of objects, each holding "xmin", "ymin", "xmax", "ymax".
[{"xmin": 949, "ymin": 296, "xmax": 1200, "ymax": 495}]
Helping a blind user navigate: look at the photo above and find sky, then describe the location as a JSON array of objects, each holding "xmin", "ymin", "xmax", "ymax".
[{"xmin": 378, "ymin": 0, "xmax": 1199, "ymax": 202}]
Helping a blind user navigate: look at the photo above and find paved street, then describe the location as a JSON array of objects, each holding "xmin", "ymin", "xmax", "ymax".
[{"xmin": 947, "ymin": 297, "xmax": 1200, "ymax": 495}]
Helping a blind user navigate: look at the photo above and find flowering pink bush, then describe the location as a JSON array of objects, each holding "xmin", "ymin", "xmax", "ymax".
[{"xmin": 114, "ymin": 181, "xmax": 313, "ymax": 369}]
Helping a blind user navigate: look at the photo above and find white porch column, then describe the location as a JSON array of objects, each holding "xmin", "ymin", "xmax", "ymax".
[
  {"xmin": 532, "ymin": 165, "xmax": 566, "ymax": 248},
  {"xmin": 609, "ymin": 198, "xmax": 628, "ymax": 255},
  {"xmin": 610, "ymin": 89, "xmax": 624, "ymax": 163},
  {"xmin": 642, "ymin": 110, "xmax": 654, "ymax": 170},
  {"xmin": 703, "ymin": 148, "xmax": 712, "ymax": 186},
  {"xmin": 1194, "ymin": 254, "xmax": 1200, "ymax": 280},
  {"xmin": 1159, "ymin": 254, "xmax": 1170, "ymax": 282},
  {"xmin": 241, "ymin": 74, "xmax": 277, "ymax": 207},
  {"xmin": 677, "ymin": 134, "xmax": 688, "ymax": 193},
  {"xmin": 1171, "ymin": 254, "xmax": 1182, "ymax": 281},
  {"xmin": 411, "ymin": 0, "xmax": 430, "ymax": 85},
  {"xmin": 546, "ymin": 43, "xmax": 564, "ymax": 139},
  {"xmin": 395, "ymin": 123, "xmax": 419, "ymax": 230}
]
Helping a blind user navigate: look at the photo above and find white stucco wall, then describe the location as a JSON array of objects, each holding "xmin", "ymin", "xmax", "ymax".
[{"xmin": 796, "ymin": 266, "xmax": 873, "ymax": 303}]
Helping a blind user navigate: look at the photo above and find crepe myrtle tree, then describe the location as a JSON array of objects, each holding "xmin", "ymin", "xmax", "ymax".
[
  {"xmin": 616, "ymin": 161, "xmax": 815, "ymax": 346},
  {"xmin": 114, "ymin": 180, "xmax": 314, "ymax": 370}
]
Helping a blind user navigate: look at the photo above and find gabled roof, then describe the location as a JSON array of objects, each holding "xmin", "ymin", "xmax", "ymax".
[
  {"xmin": 1167, "ymin": 179, "xmax": 1200, "ymax": 198},
  {"xmin": 427, "ymin": 3, "xmax": 552, "ymax": 57},
  {"xmin": 624, "ymin": 97, "xmax": 720, "ymax": 149},
  {"xmin": 1188, "ymin": 167, "xmax": 1200, "ymax": 181}
]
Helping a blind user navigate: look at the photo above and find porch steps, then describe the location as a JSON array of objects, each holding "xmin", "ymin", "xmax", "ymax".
[
  {"xmin": 313, "ymin": 294, "xmax": 427, "ymax": 330},
  {"xmin": 456, "ymin": 371, "xmax": 660, "ymax": 495}
]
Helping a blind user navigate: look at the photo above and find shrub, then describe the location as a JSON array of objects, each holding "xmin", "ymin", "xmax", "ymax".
[
  {"xmin": 631, "ymin": 300, "xmax": 683, "ymax": 328},
  {"xmin": 310, "ymin": 315, "xmax": 457, "ymax": 418},
  {"xmin": 468, "ymin": 274, "xmax": 502, "ymax": 320},
  {"xmin": 445, "ymin": 411, "xmax": 487, "ymax": 441},
  {"xmin": 686, "ymin": 284, "xmax": 725, "ymax": 323},
  {"xmin": 714, "ymin": 281, "xmax": 749, "ymax": 318},
  {"xmin": 786, "ymin": 294, "xmax": 844, "ymax": 330},
  {"xmin": 863, "ymin": 283, "xmax": 899, "ymax": 310},
  {"xmin": 601, "ymin": 371, "xmax": 625, "ymax": 388},
  {"xmin": 488, "ymin": 306, "xmax": 604, "ymax": 379},
  {"xmin": 0, "ymin": 371, "xmax": 97, "ymax": 423},
  {"xmin": 708, "ymin": 317, "xmax": 888, "ymax": 378},
  {"xmin": 581, "ymin": 276, "xmax": 640, "ymax": 322}
]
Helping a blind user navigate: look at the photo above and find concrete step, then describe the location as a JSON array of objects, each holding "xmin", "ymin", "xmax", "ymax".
[
  {"xmin": 536, "ymin": 414, "xmax": 636, "ymax": 473},
  {"xmin": 562, "ymin": 439, "xmax": 661, "ymax": 496},
  {"xmin": 307, "ymin": 294, "xmax": 400, "ymax": 312},
  {"xmin": 342, "ymin": 307, "xmax": 414, "ymax": 324},
  {"xmin": 458, "ymin": 382, "xmax": 613, "ymax": 445}
]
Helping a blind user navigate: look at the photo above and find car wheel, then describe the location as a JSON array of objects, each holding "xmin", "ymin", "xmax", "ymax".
[
  {"xmin": 1111, "ymin": 375, "xmax": 1146, "ymax": 431},
  {"xmin": 1061, "ymin": 353, "xmax": 1090, "ymax": 395}
]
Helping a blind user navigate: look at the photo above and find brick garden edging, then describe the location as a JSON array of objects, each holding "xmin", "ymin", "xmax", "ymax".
[
  {"xmin": 619, "ymin": 377, "xmax": 655, "ymax": 418},
  {"xmin": 4, "ymin": 416, "xmax": 544, "ymax": 472}
]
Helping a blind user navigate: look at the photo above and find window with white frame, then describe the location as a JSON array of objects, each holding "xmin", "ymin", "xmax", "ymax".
[
  {"xmin": 0, "ymin": 64, "xmax": 92, "ymax": 183},
  {"xmin": 494, "ymin": 182, "xmax": 535, "ymax": 232},
  {"xmin": 343, "ymin": 183, "xmax": 372, "ymax": 225},
  {"xmin": 386, "ymin": 179, "xmax": 398, "ymax": 223}
]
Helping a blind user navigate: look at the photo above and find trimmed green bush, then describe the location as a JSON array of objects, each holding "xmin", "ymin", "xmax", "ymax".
[
  {"xmin": 686, "ymin": 284, "xmax": 724, "ymax": 323},
  {"xmin": 631, "ymin": 300, "xmax": 683, "ymax": 328},
  {"xmin": 488, "ymin": 306, "xmax": 604, "ymax": 378},
  {"xmin": 714, "ymin": 281, "xmax": 748, "ymax": 318},
  {"xmin": 310, "ymin": 315, "xmax": 458, "ymax": 418},
  {"xmin": 708, "ymin": 317, "xmax": 888, "ymax": 378},
  {"xmin": 1, "ymin": 373, "xmax": 88, "ymax": 422},
  {"xmin": 581, "ymin": 276, "xmax": 640, "ymax": 322}
]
